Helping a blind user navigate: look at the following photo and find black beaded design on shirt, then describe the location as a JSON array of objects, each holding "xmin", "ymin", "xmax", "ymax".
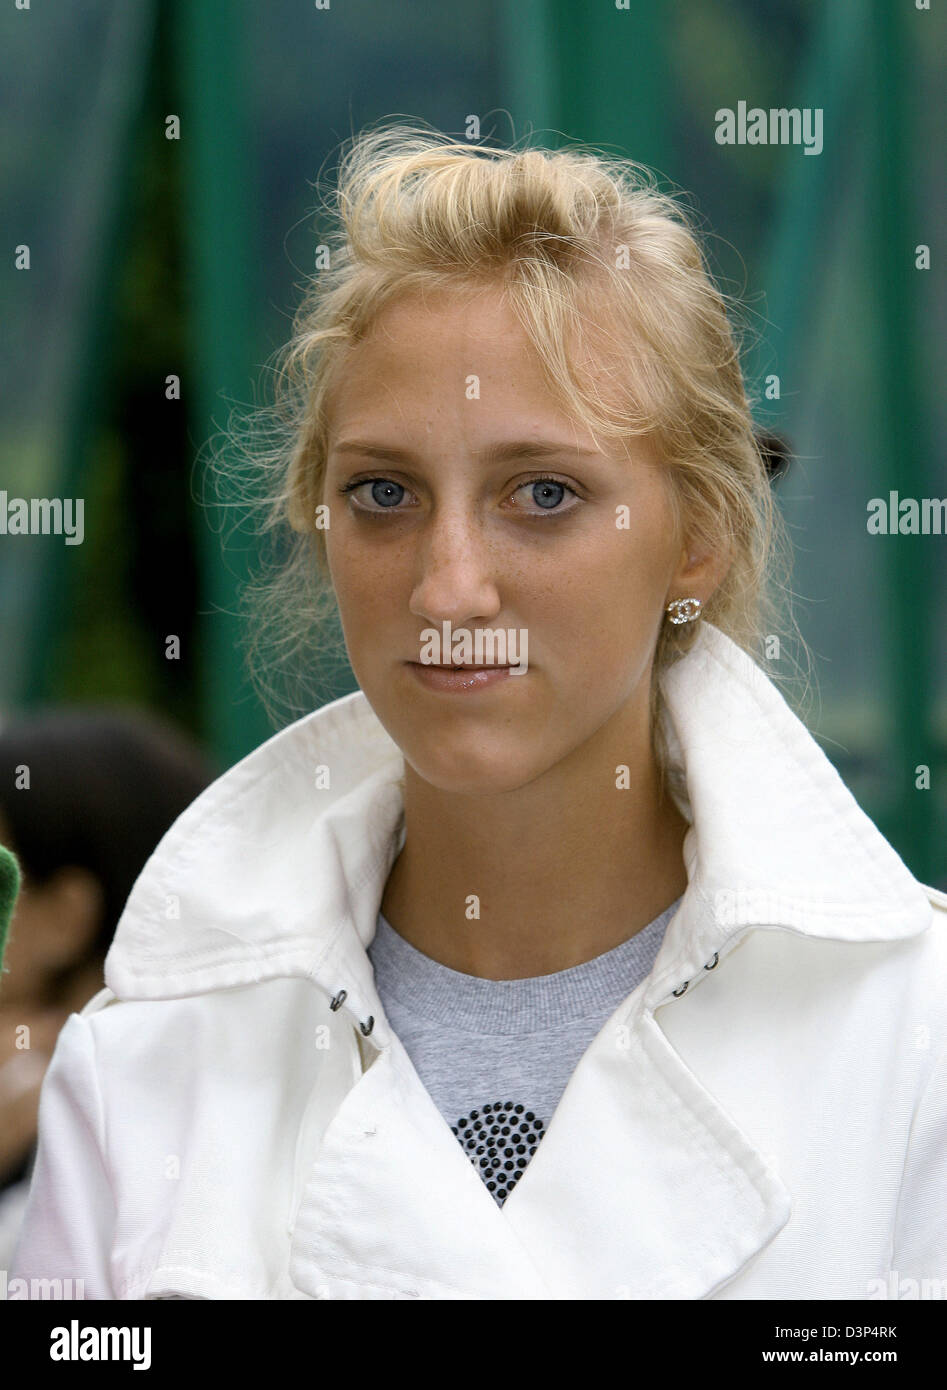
[{"xmin": 452, "ymin": 1101, "xmax": 546, "ymax": 1205}]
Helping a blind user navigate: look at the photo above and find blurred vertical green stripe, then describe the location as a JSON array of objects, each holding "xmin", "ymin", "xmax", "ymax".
[
  {"xmin": 758, "ymin": 0, "xmax": 867, "ymax": 394},
  {"xmin": 867, "ymin": 0, "xmax": 937, "ymax": 883},
  {"xmin": 552, "ymin": 0, "xmax": 671, "ymax": 170},
  {"xmin": 170, "ymin": 0, "xmax": 272, "ymax": 767},
  {"xmin": 494, "ymin": 0, "xmax": 558, "ymax": 139},
  {"xmin": 23, "ymin": 1, "xmax": 159, "ymax": 703},
  {"xmin": 496, "ymin": 0, "xmax": 672, "ymax": 172}
]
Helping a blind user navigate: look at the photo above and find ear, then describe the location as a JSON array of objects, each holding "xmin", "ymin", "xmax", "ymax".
[
  {"xmin": 666, "ymin": 538, "xmax": 731, "ymax": 610},
  {"xmin": 33, "ymin": 866, "xmax": 104, "ymax": 972}
]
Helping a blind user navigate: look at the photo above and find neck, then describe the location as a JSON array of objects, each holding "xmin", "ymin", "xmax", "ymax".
[{"xmin": 380, "ymin": 693, "xmax": 689, "ymax": 980}]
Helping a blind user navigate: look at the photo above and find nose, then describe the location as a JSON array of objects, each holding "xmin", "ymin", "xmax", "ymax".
[{"xmin": 408, "ymin": 505, "xmax": 502, "ymax": 628}]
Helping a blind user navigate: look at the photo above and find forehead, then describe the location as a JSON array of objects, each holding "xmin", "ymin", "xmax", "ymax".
[
  {"xmin": 345, "ymin": 284, "xmax": 530, "ymax": 371},
  {"xmin": 325, "ymin": 283, "xmax": 601, "ymax": 438}
]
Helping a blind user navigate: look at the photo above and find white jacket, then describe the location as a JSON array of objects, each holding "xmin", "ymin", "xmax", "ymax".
[{"xmin": 10, "ymin": 623, "xmax": 947, "ymax": 1300}]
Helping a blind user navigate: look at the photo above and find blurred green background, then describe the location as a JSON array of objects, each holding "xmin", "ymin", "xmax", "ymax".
[{"xmin": 1, "ymin": 0, "xmax": 944, "ymax": 885}]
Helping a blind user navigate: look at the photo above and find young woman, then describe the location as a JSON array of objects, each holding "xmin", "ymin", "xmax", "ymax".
[{"xmin": 10, "ymin": 126, "xmax": 946, "ymax": 1301}]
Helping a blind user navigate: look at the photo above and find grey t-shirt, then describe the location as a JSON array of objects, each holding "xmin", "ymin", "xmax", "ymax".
[{"xmin": 367, "ymin": 896, "xmax": 682, "ymax": 1206}]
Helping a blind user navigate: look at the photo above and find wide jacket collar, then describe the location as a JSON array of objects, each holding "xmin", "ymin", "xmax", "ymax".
[
  {"xmin": 103, "ymin": 622, "xmax": 935, "ymax": 1301},
  {"xmin": 104, "ymin": 620, "xmax": 933, "ymax": 1017}
]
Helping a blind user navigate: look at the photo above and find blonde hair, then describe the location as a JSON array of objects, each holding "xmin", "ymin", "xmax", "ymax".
[{"xmin": 214, "ymin": 121, "xmax": 809, "ymax": 791}]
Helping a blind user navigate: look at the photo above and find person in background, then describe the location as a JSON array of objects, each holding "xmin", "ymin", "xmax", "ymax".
[{"xmin": 0, "ymin": 708, "xmax": 216, "ymax": 1263}]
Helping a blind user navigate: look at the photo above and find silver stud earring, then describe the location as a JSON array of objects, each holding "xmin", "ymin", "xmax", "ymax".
[{"xmin": 665, "ymin": 597, "xmax": 702, "ymax": 625}]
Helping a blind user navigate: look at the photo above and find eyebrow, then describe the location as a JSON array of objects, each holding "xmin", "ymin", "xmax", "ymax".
[{"xmin": 330, "ymin": 439, "xmax": 602, "ymax": 464}]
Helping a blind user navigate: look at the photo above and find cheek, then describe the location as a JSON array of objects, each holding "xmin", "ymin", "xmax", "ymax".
[
  {"xmin": 534, "ymin": 533, "xmax": 669, "ymax": 702},
  {"xmin": 540, "ymin": 528, "xmax": 667, "ymax": 639},
  {"xmin": 325, "ymin": 527, "xmax": 414, "ymax": 669},
  {"xmin": 327, "ymin": 527, "xmax": 391, "ymax": 605}
]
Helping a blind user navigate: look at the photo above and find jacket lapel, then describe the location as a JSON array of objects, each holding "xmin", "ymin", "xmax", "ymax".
[
  {"xmin": 289, "ymin": 1033, "xmax": 553, "ymax": 1299},
  {"xmin": 288, "ymin": 975, "xmax": 792, "ymax": 1300},
  {"xmin": 500, "ymin": 998, "xmax": 792, "ymax": 1298}
]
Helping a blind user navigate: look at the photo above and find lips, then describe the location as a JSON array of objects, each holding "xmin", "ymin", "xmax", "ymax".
[{"xmin": 405, "ymin": 661, "xmax": 518, "ymax": 693}]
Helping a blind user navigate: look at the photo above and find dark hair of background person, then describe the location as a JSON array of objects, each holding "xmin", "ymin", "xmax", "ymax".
[
  {"xmin": 754, "ymin": 429, "xmax": 792, "ymax": 485},
  {"xmin": 0, "ymin": 707, "xmax": 219, "ymax": 999}
]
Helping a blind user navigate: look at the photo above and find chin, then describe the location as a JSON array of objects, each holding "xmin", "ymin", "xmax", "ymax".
[{"xmin": 401, "ymin": 742, "xmax": 540, "ymax": 797}]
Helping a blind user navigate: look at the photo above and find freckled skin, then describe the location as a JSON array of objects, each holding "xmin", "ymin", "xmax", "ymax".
[
  {"xmin": 324, "ymin": 285, "xmax": 709, "ymax": 794},
  {"xmin": 320, "ymin": 283, "xmax": 725, "ymax": 975}
]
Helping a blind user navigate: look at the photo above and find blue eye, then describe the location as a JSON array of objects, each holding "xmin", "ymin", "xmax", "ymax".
[
  {"xmin": 341, "ymin": 478, "xmax": 411, "ymax": 512},
  {"xmin": 529, "ymin": 480, "xmax": 565, "ymax": 509},
  {"xmin": 512, "ymin": 477, "xmax": 579, "ymax": 515},
  {"xmin": 368, "ymin": 480, "xmax": 405, "ymax": 508}
]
